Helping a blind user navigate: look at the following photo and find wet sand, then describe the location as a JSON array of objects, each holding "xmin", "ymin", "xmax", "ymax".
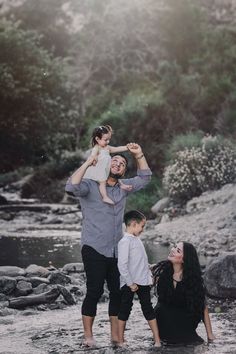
[{"xmin": 0, "ymin": 301, "xmax": 235, "ymax": 354}]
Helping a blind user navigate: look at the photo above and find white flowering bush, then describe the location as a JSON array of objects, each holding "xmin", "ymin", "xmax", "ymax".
[{"xmin": 163, "ymin": 135, "xmax": 236, "ymax": 202}]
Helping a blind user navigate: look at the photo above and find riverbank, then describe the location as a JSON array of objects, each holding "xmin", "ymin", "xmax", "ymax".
[{"xmin": 0, "ymin": 299, "xmax": 236, "ymax": 354}]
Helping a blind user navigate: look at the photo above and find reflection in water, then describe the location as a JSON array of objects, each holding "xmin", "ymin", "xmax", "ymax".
[
  {"xmin": 0, "ymin": 236, "xmax": 82, "ymax": 268},
  {"xmin": 0, "ymin": 236, "xmax": 209, "ymax": 268}
]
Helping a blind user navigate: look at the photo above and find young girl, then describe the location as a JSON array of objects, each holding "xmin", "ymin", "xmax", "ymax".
[{"xmin": 83, "ymin": 125, "xmax": 132, "ymax": 204}]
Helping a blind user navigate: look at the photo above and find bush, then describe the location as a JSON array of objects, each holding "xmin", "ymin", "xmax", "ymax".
[
  {"xmin": 163, "ymin": 135, "xmax": 236, "ymax": 202},
  {"xmin": 21, "ymin": 151, "xmax": 83, "ymax": 202},
  {"xmin": 125, "ymin": 176, "xmax": 162, "ymax": 219}
]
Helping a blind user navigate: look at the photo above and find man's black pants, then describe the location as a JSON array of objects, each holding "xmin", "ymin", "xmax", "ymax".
[{"xmin": 81, "ymin": 245, "xmax": 121, "ymax": 317}]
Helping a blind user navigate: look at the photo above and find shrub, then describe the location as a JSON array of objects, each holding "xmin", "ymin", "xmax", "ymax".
[
  {"xmin": 163, "ymin": 135, "xmax": 236, "ymax": 202},
  {"xmin": 21, "ymin": 150, "xmax": 83, "ymax": 202},
  {"xmin": 125, "ymin": 176, "xmax": 162, "ymax": 219}
]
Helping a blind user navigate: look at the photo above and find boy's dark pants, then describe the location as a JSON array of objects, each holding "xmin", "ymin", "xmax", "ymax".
[
  {"xmin": 118, "ymin": 285, "xmax": 155, "ymax": 321},
  {"xmin": 81, "ymin": 245, "xmax": 121, "ymax": 317}
]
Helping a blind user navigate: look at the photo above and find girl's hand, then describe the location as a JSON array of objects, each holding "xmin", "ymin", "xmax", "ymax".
[{"xmin": 127, "ymin": 143, "xmax": 142, "ymax": 156}]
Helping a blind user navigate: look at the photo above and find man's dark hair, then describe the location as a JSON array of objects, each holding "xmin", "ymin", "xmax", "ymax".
[
  {"xmin": 124, "ymin": 210, "xmax": 146, "ymax": 226},
  {"xmin": 111, "ymin": 153, "xmax": 129, "ymax": 168}
]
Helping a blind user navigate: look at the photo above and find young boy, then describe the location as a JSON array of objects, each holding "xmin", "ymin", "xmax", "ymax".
[{"xmin": 117, "ymin": 210, "xmax": 161, "ymax": 347}]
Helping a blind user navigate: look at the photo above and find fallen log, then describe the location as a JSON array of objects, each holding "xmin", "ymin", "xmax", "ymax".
[{"xmin": 8, "ymin": 288, "xmax": 60, "ymax": 309}]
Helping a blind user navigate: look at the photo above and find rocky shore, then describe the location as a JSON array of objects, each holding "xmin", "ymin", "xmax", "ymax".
[{"xmin": 0, "ymin": 182, "xmax": 236, "ymax": 352}]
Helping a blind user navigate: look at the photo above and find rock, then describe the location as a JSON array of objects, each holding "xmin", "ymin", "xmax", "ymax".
[
  {"xmin": 27, "ymin": 277, "xmax": 50, "ymax": 288},
  {"xmin": 204, "ymin": 252, "xmax": 236, "ymax": 298},
  {"xmin": 0, "ymin": 277, "xmax": 17, "ymax": 295},
  {"xmin": 62, "ymin": 263, "xmax": 84, "ymax": 273},
  {"xmin": 33, "ymin": 283, "xmax": 52, "ymax": 295},
  {"xmin": 25, "ymin": 264, "xmax": 50, "ymax": 277},
  {"xmin": 151, "ymin": 197, "xmax": 170, "ymax": 214},
  {"xmin": 0, "ymin": 293, "xmax": 8, "ymax": 302},
  {"xmin": 15, "ymin": 280, "xmax": 33, "ymax": 296},
  {"xmin": 0, "ymin": 266, "xmax": 25, "ymax": 277},
  {"xmin": 0, "ymin": 195, "xmax": 8, "ymax": 205},
  {"xmin": 48, "ymin": 271, "xmax": 71, "ymax": 285},
  {"xmin": 57, "ymin": 285, "xmax": 76, "ymax": 305}
]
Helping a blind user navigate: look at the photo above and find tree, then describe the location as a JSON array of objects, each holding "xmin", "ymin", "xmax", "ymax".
[{"xmin": 0, "ymin": 19, "xmax": 79, "ymax": 172}]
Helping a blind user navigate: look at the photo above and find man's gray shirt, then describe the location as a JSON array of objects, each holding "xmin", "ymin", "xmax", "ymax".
[{"xmin": 65, "ymin": 169, "xmax": 152, "ymax": 258}]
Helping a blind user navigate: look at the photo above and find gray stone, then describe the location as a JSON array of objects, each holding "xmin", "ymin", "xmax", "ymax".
[
  {"xmin": 33, "ymin": 283, "xmax": 51, "ymax": 295},
  {"xmin": 57, "ymin": 285, "xmax": 76, "ymax": 305},
  {"xmin": 16, "ymin": 280, "xmax": 33, "ymax": 296},
  {"xmin": 62, "ymin": 263, "xmax": 84, "ymax": 273},
  {"xmin": 48, "ymin": 271, "xmax": 71, "ymax": 285},
  {"xmin": 25, "ymin": 264, "xmax": 50, "ymax": 277},
  {"xmin": 204, "ymin": 253, "xmax": 236, "ymax": 298},
  {"xmin": 27, "ymin": 277, "xmax": 50, "ymax": 288},
  {"xmin": 0, "ymin": 277, "xmax": 16, "ymax": 295},
  {"xmin": 151, "ymin": 197, "xmax": 170, "ymax": 214},
  {"xmin": 0, "ymin": 266, "xmax": 25, "ymax": 277}
]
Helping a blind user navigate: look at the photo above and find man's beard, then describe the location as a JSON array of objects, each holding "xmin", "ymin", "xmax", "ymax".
[{"xmin": 109, "ymin": 172, "xmax": 123, "ymax": 179}]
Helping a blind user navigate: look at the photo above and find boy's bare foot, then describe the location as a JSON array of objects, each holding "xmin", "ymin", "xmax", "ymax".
[
  {"xmin": 103, "ymin": 197, "xmax": 115, "ymax": 205},
  {"xmin": 154, "ymin": 341, "xmax": 162, "ymax": 347}
]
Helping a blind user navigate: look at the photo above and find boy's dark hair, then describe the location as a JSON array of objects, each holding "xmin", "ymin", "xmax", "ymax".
[{"xmin": 124, "ymin": 210, "xmax": 146, "ymax": 226}]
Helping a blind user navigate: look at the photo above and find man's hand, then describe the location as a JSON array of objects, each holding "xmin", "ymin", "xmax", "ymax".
[
  {"xmin": 86, "ymin": 155, "xmax": 97, "ymax": 167},
  {"xmin": 127, "ymin": 143, "xmax": 142, "ymax": 156},
  {"xmin": 129, "ymin": 283, "xmax": 139, "ymax": 292}
]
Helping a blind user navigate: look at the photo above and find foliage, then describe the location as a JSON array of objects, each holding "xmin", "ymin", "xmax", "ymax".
[
  {"xmin": 0, "ymin": 19, "xmax": 79, "ymax": 172},
  {"xmin": 163, "ymin": 135, "xmax": 236, "ymax": 202},
  {"xmin": 125, "ymin": 176, "xmax": 162, "ymax": 219},
  {"xmin": 21, "ymin": 150, "xmax": 83, "ymax": 202},
  {"xmin": 165, "ymin": 131, "xmax": 204, "ymax": 163}
]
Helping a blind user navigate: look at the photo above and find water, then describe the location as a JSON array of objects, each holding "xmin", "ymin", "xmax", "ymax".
[{"xmin": 0, "ymin": 236, "xmax": 171, "ymax": 268}]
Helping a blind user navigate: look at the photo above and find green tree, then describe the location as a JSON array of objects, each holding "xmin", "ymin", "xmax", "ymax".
[{"xmin": 0, "ymin": 19, "xmax": 79, "ymax": 172}]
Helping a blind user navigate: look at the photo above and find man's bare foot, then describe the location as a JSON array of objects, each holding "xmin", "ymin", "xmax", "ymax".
[
  {"xmin": 103, "ymin": 197, "xmax": 115, "ymax": 205},
  {"xmin": 116, "ymin": 341, "xmax": 128, "ymax": 348},
  {"xmin": 82, "ymin": 337, "xmax": 96, "ymax": 347}
]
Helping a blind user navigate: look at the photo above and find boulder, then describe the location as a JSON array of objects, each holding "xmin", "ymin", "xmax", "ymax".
[
  {"xmin": 48, "ymin": 271, "xmax": 71, "ymax": 285},
  {"xmin": 0, "ymin": 277, "xmax": 17, "ymax": 295},
  {"xmin": 151, "ymin": 197, "xmax": 170, "ymax": 215},
  {"xmin": 204, "ymin": 252, "xmax": 236, "ymax": 298},
  {"xmin": 62, "ymin": 263, "xmax": 84, "ymax": 274},
  {"xmin": 25, "ymin": 264, "xmax": 50, "ymax": 277},
  {"xmin": 15, "ymin": 280, "xmax": 33, "ymax": 296},
  {"xmin": 0, "ymin": 266, "xmax": 25, "ymax": 277}
]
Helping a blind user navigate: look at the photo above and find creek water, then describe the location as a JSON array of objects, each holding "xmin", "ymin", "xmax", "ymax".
[{"xmin": 0, "ymin": 235, "xmax": 171, "ymax": 268}]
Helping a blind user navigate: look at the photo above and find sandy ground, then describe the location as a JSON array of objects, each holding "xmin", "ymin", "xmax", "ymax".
[{"xmin": 0, "ymin": 301, "xmax": 235, "ymax": 354}]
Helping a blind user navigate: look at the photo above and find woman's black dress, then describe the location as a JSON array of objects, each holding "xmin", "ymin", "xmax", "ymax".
[{"xmin": 154, "ymin": 278, "xmax": 204, "ymax": 344}]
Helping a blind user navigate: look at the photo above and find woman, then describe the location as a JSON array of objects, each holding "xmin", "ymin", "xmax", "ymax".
[{"xmin": 152, "ymin": 242, "xmax": 215, "ymax": 345}]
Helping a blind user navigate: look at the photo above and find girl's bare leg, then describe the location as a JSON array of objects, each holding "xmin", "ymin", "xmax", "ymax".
[
  {"xmin": 119, "ymin": 180, "xmax": 133, "ymax": 191},
  {"xmin": 99, "ymin": 181, "xmax": 114, "ymax": 204}
]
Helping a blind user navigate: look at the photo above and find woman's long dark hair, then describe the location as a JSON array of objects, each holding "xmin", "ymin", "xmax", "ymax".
[{"xmin": 152, "ymin": 242, "xmax": 205, "ymax": 324}]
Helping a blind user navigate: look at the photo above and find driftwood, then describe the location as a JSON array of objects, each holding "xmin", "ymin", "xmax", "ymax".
[{"xmin": 8, "ymin": 288, "xmax": 60, "ymax": 309}]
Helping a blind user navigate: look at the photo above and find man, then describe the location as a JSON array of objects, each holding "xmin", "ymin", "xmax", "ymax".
[{"xmin": 65, "ymin": 143, "xmax": 152, "ymax": 346}]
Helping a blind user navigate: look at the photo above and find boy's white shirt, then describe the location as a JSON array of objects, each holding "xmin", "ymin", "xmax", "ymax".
[{"xmin": 118, "ymin": 232, "xmax": 153, "ymax": 288}]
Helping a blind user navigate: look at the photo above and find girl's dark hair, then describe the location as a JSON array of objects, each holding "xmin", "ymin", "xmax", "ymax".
[
  {"xmin": 91, "ymin": 125, "xmax": 112, "ymax": 146},
  {"xmin": 152, "ymin": 242, "xmax": 205, "ymax": 325}
]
